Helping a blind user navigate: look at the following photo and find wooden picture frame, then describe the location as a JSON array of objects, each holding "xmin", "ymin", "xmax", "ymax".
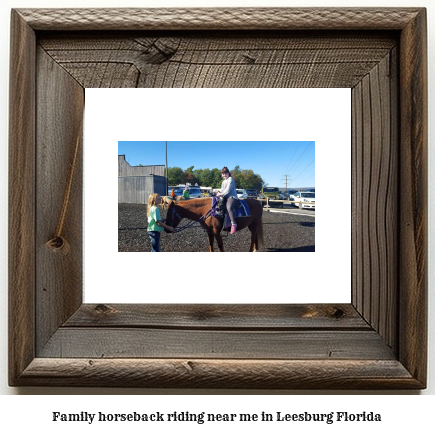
[{"xmin": 9, "ymin": 8, "xmax": 427, "ymax": 388}]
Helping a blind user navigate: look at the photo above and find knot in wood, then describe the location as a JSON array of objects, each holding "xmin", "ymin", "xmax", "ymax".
[
  {"xmin": 332, "ymin": 308, "xmax": 345, "ymax": 319},
  {"xmin": 45, "ymin": 236, "xmax": 70, "ymax": 255},
  {"xmin": 94, "ymin": 304, "xmax": 116, "ymax": 315}
]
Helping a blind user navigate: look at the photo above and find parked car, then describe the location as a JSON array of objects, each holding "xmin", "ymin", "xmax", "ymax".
[
  {"xmin": 288, "ymin": 191, "xmax": 298, "ymax": 202},
  {"xmin": 292, "ymin": 191, "xmax": 315, "ymax": 209},
  {"xmin": 186, "ymin": 187, "xmax": 202, "ymax": 199},
  {"xmin": 285, "ymin": 190, "xmax": 298, "ymax": 200},
  {"xmin": 261, "ymin": 187, "xmax": 280, "ymax": 200},
  {"xmin": 167, "ymin": 186, "xmax": 184, "ymax": 197},
  {"xmin": 200, "ymin": 187, "xmax": 213, "ymax": 197},
  {"xmin": 236, "ymin": 189, "xmax": 248, "ymax": 199},
  {"xmin": 167, "ymin": 186, "xmax": 202, "ymax": 199},
  {"xmin": 246, "ymin": 189, "xmax": 258, "ymax": 199}
]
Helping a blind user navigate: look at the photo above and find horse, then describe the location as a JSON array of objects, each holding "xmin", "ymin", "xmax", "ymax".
[{"xmin": 162, "ymin": 197, "xmax": 264, "ymax": 252}]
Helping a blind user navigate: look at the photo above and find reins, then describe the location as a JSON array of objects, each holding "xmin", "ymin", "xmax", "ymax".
[{"xmin": 169, "ymin": 200, "xmax": 219, "ymax": 233}]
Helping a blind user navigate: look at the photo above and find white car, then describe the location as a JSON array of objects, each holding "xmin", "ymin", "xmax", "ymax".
[
  {"xmin": 292, "ymin": 191, "xmax": 315, "ymax": 209},
  {"xmin": 288, "ymin": 192, "xmax": 297, "ymax": 202},
  {"xmin": 236, "ymin": 189, "xmax": 248, "ymax": 199},
  {"xmin": 186, "ymin": 187, "xmax": 202, "ymax": 199}
]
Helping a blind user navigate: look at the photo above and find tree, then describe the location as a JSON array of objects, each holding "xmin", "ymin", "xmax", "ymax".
[
  {"xmin": 231, "ymin": 165, "xmax": 241, "ymax": 187},
  {"xmin": 181, "ymin": 165, "xmax": 195, "ymax": 184},
  {"xmin": 169, "ymin": 165, "xmax": 264, "ymax": 191},
  {"xmin": 237, "ymin": 169, "xmax": 264, "ymax": 191},
  {"xmin": 197, "ymin": 168, "xmax": 213, "ymax": 187},
  {"xmin": 238, "ymin": 169, "xmax": 255, "ymax": 189},
  {"xmin": 193, "ymin": 168, "xmax": 203, "ymax": 185},
  {"xmin": 167, "ymin": 167, "xmax": 183, "ymax": 186},
  {"xmin": 211, "ymin": 168, "xmax": 222, "ymax": 188},
  {"xmin": 253, "ymin": 174, "xmax": 265, "ymax": 191}
]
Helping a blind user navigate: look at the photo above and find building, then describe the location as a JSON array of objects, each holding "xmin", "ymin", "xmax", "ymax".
[{"xmin": 118, "ymin": 155, "xmax": 166, "ymax": 204}]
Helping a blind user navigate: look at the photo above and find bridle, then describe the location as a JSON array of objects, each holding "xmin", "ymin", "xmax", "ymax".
[{"xmin": 167, "ymin": 200, "xmax": 219, "ymax": 233}]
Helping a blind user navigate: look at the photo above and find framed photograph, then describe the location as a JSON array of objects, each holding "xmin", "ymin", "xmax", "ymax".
[
  {"xmin": 9, "ymin": 8, "xmax": 427, "ymax": 388},
  {"xmin": 86, "ymin": 88, "xmax": 350, "ymax": 304}
]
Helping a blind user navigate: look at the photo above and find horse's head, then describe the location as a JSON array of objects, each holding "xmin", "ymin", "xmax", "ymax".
[
  {"xmin": 161, "ymin": 195, "xmax": 173, "ymax": 209},
  {"xmin": 164, "ymin": 200, "xmax": 182, "ymax": 233}
]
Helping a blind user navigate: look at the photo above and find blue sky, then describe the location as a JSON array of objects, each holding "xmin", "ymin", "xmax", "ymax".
[{"xmin": 118, "ymin": 141, "xmax": 315, "ymax": 189}]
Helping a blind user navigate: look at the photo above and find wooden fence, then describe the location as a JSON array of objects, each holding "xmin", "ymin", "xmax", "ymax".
[{"xmin": 258, "ymin": 198, "xmax": 315, "ymax": 211}]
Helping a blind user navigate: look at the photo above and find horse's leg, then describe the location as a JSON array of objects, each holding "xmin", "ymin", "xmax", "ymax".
[
  {"xmin": 208, "ymin": 218, "xmax": 224, "ymax": 252},
  {"xmin": 249, "ymin": 231, "xmax": 257, "ymax": 252},
  {"xmin": 207, "ymin": 232, "xmax": 215, "ymax": 252},
  {"xmin": 248, "ymin": 221, "xmax": 258, "ymax": 252},
  {"xmin": 215, "ymin": 232, "xmax": 224, "ymax": 252},
  {"xmin": 200, "ymin": 220, "xmax": 215, "ymax": 252}
]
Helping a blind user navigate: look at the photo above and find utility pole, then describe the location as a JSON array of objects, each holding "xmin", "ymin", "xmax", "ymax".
[
  {"xmin": 281, "ymin": 175, "xmax": 290, "ymax": 190},
  {"xmin": 165, "ymin": 141, "xmax": 168, "ymax": 193}
]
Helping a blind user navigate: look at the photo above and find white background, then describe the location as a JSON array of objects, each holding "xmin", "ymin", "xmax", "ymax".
[
  {"xmin": 0, "ymin": 0, "xmax": 434, "ymax": 428},
  {"xmin": 85, "ymin": 88, "xmax": 351, "ymax": 303}
]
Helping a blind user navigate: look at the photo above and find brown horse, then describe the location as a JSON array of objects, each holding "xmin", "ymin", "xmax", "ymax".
[{"xmin": 162, "ymin": 197, "xmax": 263, "ymax": 252}]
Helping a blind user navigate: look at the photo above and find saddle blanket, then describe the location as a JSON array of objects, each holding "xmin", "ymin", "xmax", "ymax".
[{"xmin": 212, "ymin": 197, "xmax": 251, "ymax": 229}]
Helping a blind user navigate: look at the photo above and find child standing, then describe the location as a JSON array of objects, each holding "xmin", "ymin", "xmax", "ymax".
[{"xmin": 147, "ymin": 193, "xmax": 174, "ymax": 252}]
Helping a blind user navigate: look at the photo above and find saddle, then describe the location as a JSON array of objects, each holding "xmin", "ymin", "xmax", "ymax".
[{"xmin": 212, "ymin": 197, "xmax": 250, "ymax": 229}]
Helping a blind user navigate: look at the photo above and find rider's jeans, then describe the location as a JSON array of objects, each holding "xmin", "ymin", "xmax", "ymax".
[{"xmin": 226, "ymin": 197, "xmax": 237, "ymax": 224}]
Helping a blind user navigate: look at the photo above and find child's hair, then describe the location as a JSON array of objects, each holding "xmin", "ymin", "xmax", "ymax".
[
  {"xmin": 147, "ymin": 193, "xmax": 160, "ymax": 216},
  {"xmin": 221, "ymin": 166, "xmax": 231, "ymax": 176}
]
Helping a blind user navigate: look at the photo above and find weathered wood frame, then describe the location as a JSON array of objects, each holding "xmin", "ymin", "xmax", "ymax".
[{"xmin": 9, "ymin": 8, "xmax": 427, "ymax": 388}]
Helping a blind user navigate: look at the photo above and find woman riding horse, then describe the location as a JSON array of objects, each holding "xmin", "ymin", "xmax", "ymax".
[{"xmin": 215, "ymin": 166, "xmax": 238, "ymax": 234}]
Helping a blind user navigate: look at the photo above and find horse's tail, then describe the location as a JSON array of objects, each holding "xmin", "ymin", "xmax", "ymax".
[{"xmin": 257, "ymin": 216, "xmax": 264, "ymax": 249}]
